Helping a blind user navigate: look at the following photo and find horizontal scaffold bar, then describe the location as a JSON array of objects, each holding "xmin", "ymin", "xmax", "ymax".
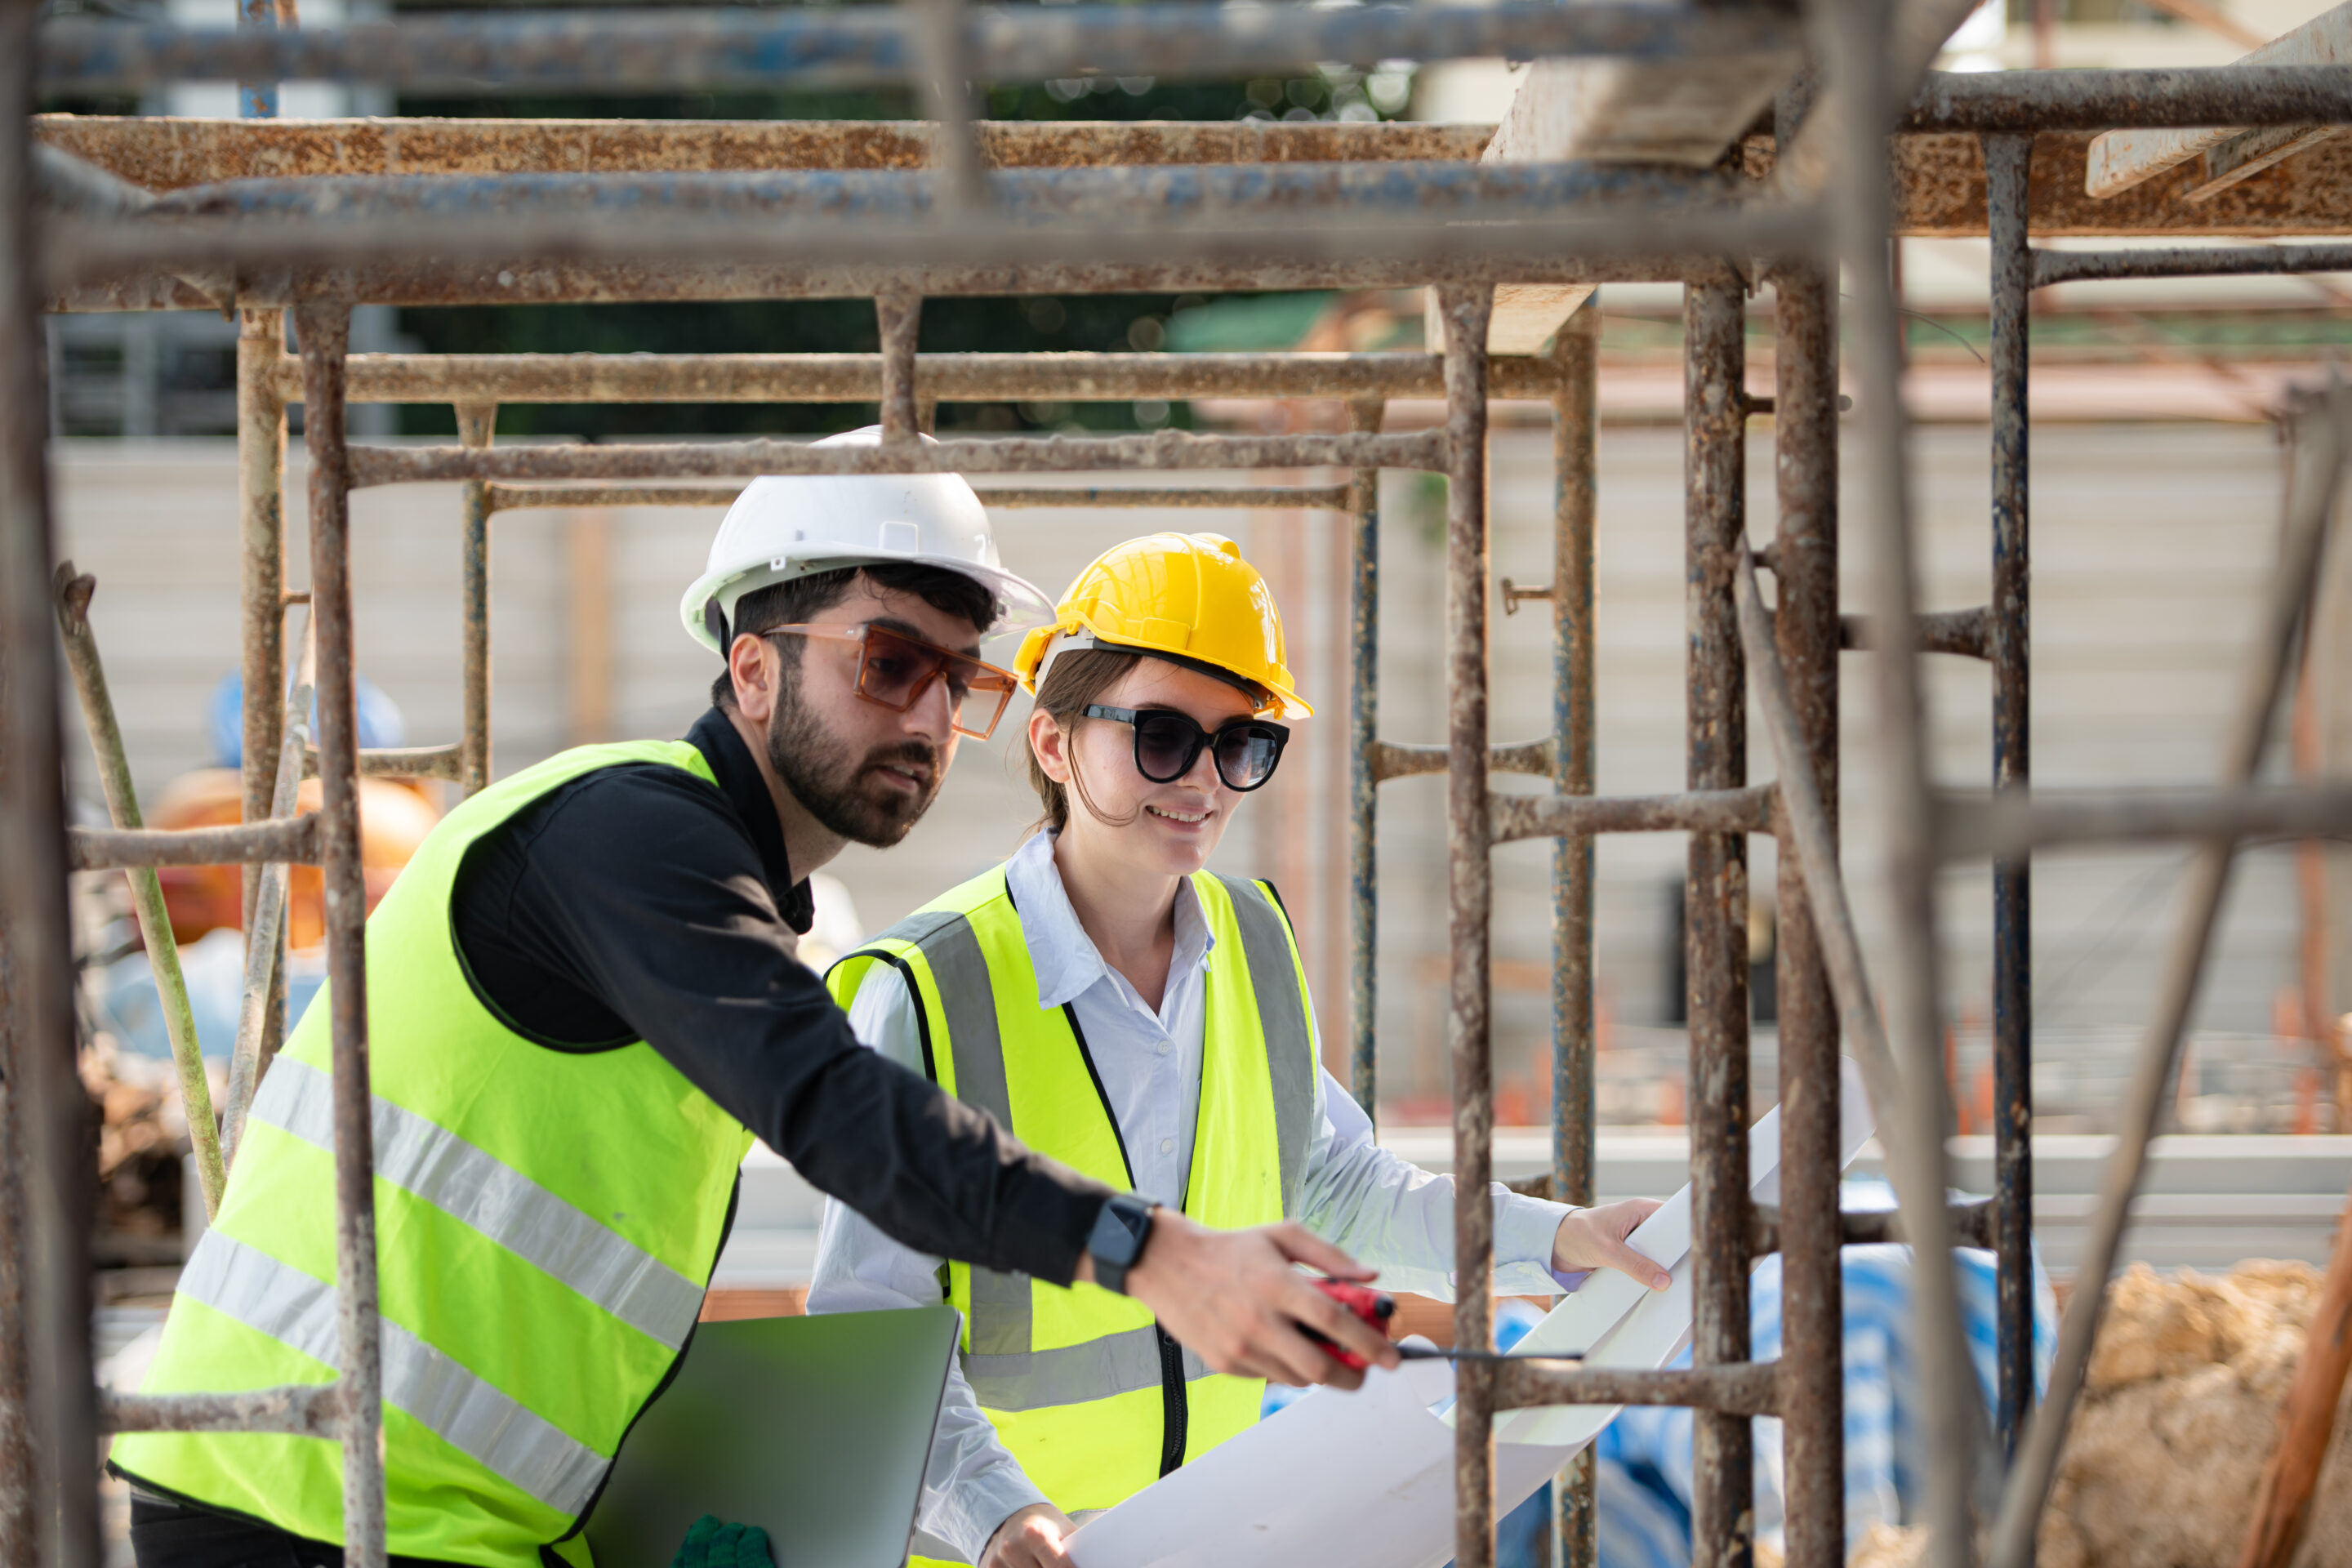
[
  {"xmin": 481, "ymin": 481, "xmax": 1360, "ymax": 513},
  {"xmin": 1488, "ymin": 784, "xmax": 1779, "ymax": 844},
  {"xmin": 301, "ymin": 743, "xmax": 466, "ymax": 782},
  {"xmin": 38, "ymin": 2, "xmax": 1802, "ymax": 94},
  {"xmin": 1938, "ymin": 781, "xmax": 2352, "ymax": 861},
  {"xmin": 44, "ymin": 161, "xmax": 1790, "ymax": 304},
  {"xmin": 350, "ymin": 430, "xmax": 1447, "ymax": 488},
  {"xmin": 42, "ymin": 116, "xmax": 2352, "ymax": 254},
  {"xmin": 100, "ymin": 1385, "xmax": 344, "ymax": 1438},
  {"xmin": 1748, "ymin": 1199, "xmax": 1998, "ymax": 1256},
  {"xmin": 2032, "ymin": 240, "xmax": 2352, "ymax": 287},
  {"xmin": 1371, "ymin": 738, "xmax": 1554, "ymax": 783},
  {"xmin": 1838, "ymin": 606, "xmax": 1989, "ymax": 659},
  {"xmin": 69, "ymin": 815, "xmax": 320, "ymax": 870},
  {"xmin": 1903, "ymin": 65, "xmax": 2352, "ymax": 132},
  {"xmin": 1491, "ymin": 1361, "xmax": 1783, "ymax": 1419},
  {"xmin": 279, "ymin": 352, "xmax": 1570, "ymax": 406}
]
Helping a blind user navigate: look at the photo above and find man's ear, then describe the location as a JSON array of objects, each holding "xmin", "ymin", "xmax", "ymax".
[{"xmin": 728, "ymin": 634, "xmax": 779, "ymax": 724}]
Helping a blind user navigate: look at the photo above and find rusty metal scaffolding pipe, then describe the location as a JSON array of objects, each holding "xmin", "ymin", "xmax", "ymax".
[
  {"xmin": 223, "ymin": 619, "xmax": 314, "ymax": 1169},
  {"xmin": 1683, "ymin": 273, "xmax": 1753, "ymax": 1568},
  {"xmin": 350, "ymin": 430, "xmax": 1449, "ymax": 487},
  {"xmin": 301, "ymin": 743, "xmax": 466, "ymax": 782},
  {"xmin": 1548, "ymin": 304, "xmax": 1601, "ymax": 1568},
  {"xmin": 1904, "ymin": 65, "xmax": 2352, "ymax": 131},
  {"xmin": 295, "ymin": 301, "xmax": 389, "ymax": 1568},
  {"xmin": 1437, "ymin": 279, "xmax": 1497, "ymax": 1568},
  {"xmin": 1940, "ymin": 780, "xmax": 2352, "ymax": 858},
  {"xmin": 458, "ymin": 406, "xmax": 494, "ymax": 797},
  {"xmin": 1838, "ymin": 605, "xmax": 1989, "ymax": 658},
  {"xmin": 0, "ymin": 3, "xmax": 100, "ymax": 1556},
  {"xmin": 1749, "ymin": 1198, "xmax": 1999, "ymax": 1255},
  {"xmin": 52, "ymin": 566, "xmax": 229, "ymax": 1220},
  {"xmin": 1987, "ymin": 127, "xmax": 2036, "ymax": 1465},
  {"xmin": 1346, "ymin": 398, "xmax": 1383, "ymax": 1123},
  {"xmin": 38, "ymin": 1, "xmax": 1806, "ymax": 95},
  {"xmin": 288, "ymin": 350, "xmax": 1575, "ymax": 407},
  {"xmin": 100, "ymin": 1384, "xmax": 342, "ymax": 1439},
  {"xmin": 2033, "ymin": 241, "xmax": 2352, "ymax": 287},
  {"xmin": 45, "ymin": 185, "xmax": 1805, "ymax": 299},
  {"xmin": 1822, "ymin": 0, "xmax": 1992, "ymax": 1556},
  {"xmin": 1489, "ymin": 785, "xmax": 1778, "ymax": 844},
  {"xmin": 1373, "ymin": 737, "xmax": 1554, "ymax": 784},
  {"xmin": 1987, "ymin": 389, "xmax": 2352, "ymax": 1568},
  {"xmin": 1771, "ymin": 250, "xmax": 1843, "ymax": 1568},
  {"xmin": 237, "ymin": 307, "xmax": 289, "ymax": 1080},
  {"xmin": 66, "ymin": 813, "xmax": 322, "ymax": 871},
  {"xmin": 982, "ymin": 485, "xmax": 1354, "ymax": 511},
  {"xmin": 1494, "ymin": 1362, "xmax": 1784, "ymax": 1419}
]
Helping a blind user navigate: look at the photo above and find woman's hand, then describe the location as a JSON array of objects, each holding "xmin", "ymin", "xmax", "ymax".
[
  {"xmin": 980, "ymin": 1503, "xmax": 1078, "ymax": 1568},
  {"xmin": 1551, "ymin": 1199, "xmax": 1673, "ymax": 1290}
]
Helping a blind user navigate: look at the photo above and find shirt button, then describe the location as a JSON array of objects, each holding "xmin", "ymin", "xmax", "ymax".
[
  {"xmin": 1156, "ymin": 1041, "xmax": 1172, "ymax": 1056},
  {"xmin": 1160, "ymin": 1138, "xmax": 1175, "ymax": 1154}
]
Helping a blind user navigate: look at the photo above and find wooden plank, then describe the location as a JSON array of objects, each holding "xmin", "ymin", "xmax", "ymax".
[{"xmin": 2084, "ymin": 0, "xmax": 2352, "ymax": 199}]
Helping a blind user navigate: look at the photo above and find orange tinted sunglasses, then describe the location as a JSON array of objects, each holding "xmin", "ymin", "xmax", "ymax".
[{"xmin": 762, "ymin": 623, "xmax": 1020, "ymax": 741}]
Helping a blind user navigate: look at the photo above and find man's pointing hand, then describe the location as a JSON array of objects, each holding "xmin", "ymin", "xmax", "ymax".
[{"xmin": 1077, "ymin": 1211, "xmax": 1400, "ymax": 1389}]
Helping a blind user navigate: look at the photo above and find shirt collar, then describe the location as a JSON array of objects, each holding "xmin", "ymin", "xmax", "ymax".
[
  {"xmin": 686, "ymin": 706, "xmax": 816, "ymax": 934},
  {"xmin": 1003, "ymin": 829, "xmax": 1216, "ymax": 1012}
]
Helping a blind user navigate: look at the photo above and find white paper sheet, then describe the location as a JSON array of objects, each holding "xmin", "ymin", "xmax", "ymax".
[{"xmin": 1062, "ymin": 1059, "xmax": 1876, "ymax": 1568}]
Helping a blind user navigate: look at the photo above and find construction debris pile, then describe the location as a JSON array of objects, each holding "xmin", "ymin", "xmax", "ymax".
[
  {"xmin": 2038, "ymin": 1261, "xmax": 2352, "ymax": 1568},
  {"xmin": 81, "ymin": 1036, "xmax": 191, "ymax": 1250}
]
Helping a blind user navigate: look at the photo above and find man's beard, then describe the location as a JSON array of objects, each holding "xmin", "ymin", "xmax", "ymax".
[{"xmin": 766, "ymin": 663, "xmax": 945, "ymax": 849}]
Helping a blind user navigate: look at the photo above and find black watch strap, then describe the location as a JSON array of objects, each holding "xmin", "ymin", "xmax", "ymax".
[{"xmin": 1085, "ymin": 1192, "xmax": 1159, "ymax": 1296}]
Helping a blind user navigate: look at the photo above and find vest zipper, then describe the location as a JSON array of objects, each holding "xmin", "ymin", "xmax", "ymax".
[{"xmin": 1156, "ymin": 1325, "xmax": 1189, "ymax": 1477}]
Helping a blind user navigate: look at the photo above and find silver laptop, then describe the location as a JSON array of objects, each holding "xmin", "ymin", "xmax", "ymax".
[{"xmin": 584, "ymin": 1305, "xmax": 960, "ymax": 1568}]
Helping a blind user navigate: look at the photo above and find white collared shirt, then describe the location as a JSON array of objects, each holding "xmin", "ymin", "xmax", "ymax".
[{"xmin": 807, "ymin": 831, "xmax": 1575, "ymax": 1561}]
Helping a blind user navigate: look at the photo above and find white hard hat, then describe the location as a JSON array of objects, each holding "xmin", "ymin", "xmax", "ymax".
[{"xmin": 680, "ymin": 426, "xmax": 1056, "ymax": 653}]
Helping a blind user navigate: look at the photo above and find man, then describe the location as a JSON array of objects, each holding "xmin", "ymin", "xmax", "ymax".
[{"xmin": 112, "ymin": 431, "xmax": 1395, "ymax": 1568}]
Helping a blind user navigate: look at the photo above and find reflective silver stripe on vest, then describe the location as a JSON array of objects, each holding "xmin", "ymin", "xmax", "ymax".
[
  {"xmin": 887, "ymin": 907, "xmax": 1036, "ymax": 1359},
  {"xmin": 179, "ymin": 1232, "xmax": 609, "ymax": 1516},
  {"xmin": 1214, "ymin": 876, "xmax": 1315, "ymax": 1218},
  {"xmin": 252, "ymin": 1057, "xmax": 704, "ymax": 1350},
  {"xmin": 961, "ymin": 1323, "xmax": 1218, "ymax": 1413}
]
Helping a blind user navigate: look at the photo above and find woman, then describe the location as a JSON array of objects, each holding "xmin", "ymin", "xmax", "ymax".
[{"xmin": 808, "ymin": 532, "xmax": 1668, "ymax": 1568}]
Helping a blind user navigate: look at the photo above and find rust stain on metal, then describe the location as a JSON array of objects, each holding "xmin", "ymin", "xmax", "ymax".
[{"xmin": 32, "ymin": 115, "xmax": 1492, "ymax": 189}]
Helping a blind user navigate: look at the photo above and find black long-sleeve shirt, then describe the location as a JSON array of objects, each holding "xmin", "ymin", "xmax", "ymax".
[{"xmin": 448, "ymin": 706, "xmax": 1107, "ymax": 1283}]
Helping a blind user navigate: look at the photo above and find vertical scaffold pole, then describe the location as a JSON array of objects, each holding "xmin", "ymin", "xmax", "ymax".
[
  {"xmin": 1348, "ymin": 397, "xmax": 1385, "ymax": 1122},
  {"xmin": 1548, "ymin": 302, "xmax": 1601, "ymax": 1568},
  {"xmin": 1772, "ymin": 256, "xmax": 1845, "ymax": 1568},
  {"xmin": 296, "ymin": 302, "xmax": 389, "ymax": 1568},
  {"xmin": 239, "ymin": 310, "xmax": 291, "ymax": 1060},
  {"xmin": 1436, "ymin": 282, "xmax": 1498, "ymax": 1568},
  {"xmin": 1, "ymin": 12, "xmax": 100, "ymax": 1559},
  {"xmin": 1984, "ymin": 129, "xmax": 2036, "ymax": 1470},
  {"xmin": 458, "ymin": 403, "xmax": 496, "ymax": 797},
  {"xmin": 1818, "ymin": 0, "xmax": 1988, "ymax": 1557},
  {"xmin": 1684, "ymin": 274, "xmax": 1753, "ymax": 1568}
]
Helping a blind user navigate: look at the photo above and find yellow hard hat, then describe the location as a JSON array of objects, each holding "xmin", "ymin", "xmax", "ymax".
[{"xmin": 1013, "ymin": 532, "xmax": 1312, "ymax": 719}]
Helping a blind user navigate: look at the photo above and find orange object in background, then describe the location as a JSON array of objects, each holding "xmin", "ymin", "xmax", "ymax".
[{"xmin": 147, "ymin": 768, "xmax": 441, "ymax": 949}]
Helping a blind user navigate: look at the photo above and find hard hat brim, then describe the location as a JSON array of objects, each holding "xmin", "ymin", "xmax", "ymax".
[{"xmin": 679, "ymin": 550, "xmax": 1058, "ymax": 654}]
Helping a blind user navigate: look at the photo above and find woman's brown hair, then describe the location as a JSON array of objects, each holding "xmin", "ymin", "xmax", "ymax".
[{"xmin": 1025, "ymin": 648, "xmax": 1146, "ymax": 834}]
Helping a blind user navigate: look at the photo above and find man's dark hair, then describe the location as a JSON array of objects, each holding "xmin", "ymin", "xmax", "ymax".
[{"xmin": 710, "ymin": 562, "xmax": 1002, "ymax": 709}]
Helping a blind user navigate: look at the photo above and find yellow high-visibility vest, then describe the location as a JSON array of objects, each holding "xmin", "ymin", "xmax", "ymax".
[
  {"xmin": 827, "ymin": 864, "xmax": 1316, "ymax": 1563},
  {"xmin": 114, "ymin": 741, "xmax": 755, "ymax": 1568}
]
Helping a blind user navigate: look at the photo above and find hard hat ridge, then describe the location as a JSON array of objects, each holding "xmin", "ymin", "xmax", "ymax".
[{"xmin": 679, "ymin": 425, "xmax": 1057, "ymax": 653}]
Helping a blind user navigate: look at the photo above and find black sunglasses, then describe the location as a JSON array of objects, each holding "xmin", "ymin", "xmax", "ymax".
[{"xmin": 1083, "ymin": 706, "xmax": 1291, "ymax": 792}]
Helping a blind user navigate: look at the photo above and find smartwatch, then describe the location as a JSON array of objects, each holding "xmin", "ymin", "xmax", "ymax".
[{"xmin": 1085, "ymin": 1192, "xmax": 1160, "ymax": 1296}]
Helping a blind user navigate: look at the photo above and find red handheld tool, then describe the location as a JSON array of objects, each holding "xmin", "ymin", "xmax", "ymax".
[{"xmin": 1307, "ymin": 1279, "xmax": 1584, "ymax": 1367}]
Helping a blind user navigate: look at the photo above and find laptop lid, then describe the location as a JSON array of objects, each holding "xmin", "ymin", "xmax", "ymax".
[{"xmin": 584, "ymin": 1306, "xmax": 960, "ymax": 1568}]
